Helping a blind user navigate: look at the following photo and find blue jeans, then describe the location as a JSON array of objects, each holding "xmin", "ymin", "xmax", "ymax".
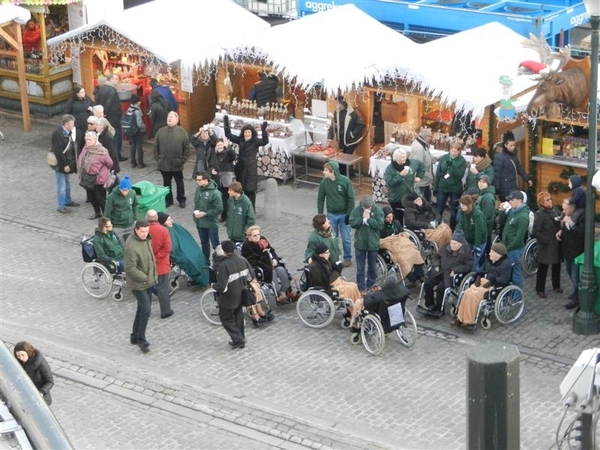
[
  {"xmin": 436, "ymin": 191, "xmax": 461, "ymax": 230},
  {"xmin": 55, "ymin": 171, "xmax": 73, "ymax": 209},
  {"xmin": 328, "ymin": 213, "xmax": 351, "ymax": 261},
  {"xmin": 472, "ymin": 245, "xmax": 485, "ymax": 272},
  {"xmin": 114, "ymin": 126, "xmax": 123, "ymax": 158},
  {"xmin": 508, "ymin": 248, "xmax": 524, "ymax": 288},
  {"xmin": 198, "ymin": 227, "xmax": 220, "ymax": 260},
  {"xmin": 565, "ymin": 258, "xmax": 580, "ymax": 301},
  {"xmin": 131, "ymin": 287, "xmax": 152, "ymax": 344},
  {"xmin": 355, "ymin": 249, "xmax": 378, "ymax": 292}
]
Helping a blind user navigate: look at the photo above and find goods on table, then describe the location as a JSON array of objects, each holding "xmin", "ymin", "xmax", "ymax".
[{"xmin": 307, "ymin": 144, "xmax": 336, "ymax": 156}]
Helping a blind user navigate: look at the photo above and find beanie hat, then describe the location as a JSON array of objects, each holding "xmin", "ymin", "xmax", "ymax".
[
  {"xmin": 221, "ymin": 240, "xmax": 236, "ymax": 254},
  {"xmin": 360, "ymin": 195, "xmax": 374, "ymax": 208},
  {"xmin": 478, "ymin": 174, "xmax": 491, "ymax": 185},
  {"xmin": 569, "ymin": 175, "xmax": 582, "ymax": 189},
  {"xmin": 157, "ymin": 212, "xmax": 170, "ymax": 225},
  {"xmin": 451, "ymin": 229, "xmax": 466, "ymax": 245},
  {"xmin": 382, "ymin": 206, "xmax": 394, "ymax": 217},
  {"xmin": 314, "ymin": 243, "xmax": 329, "ymax": 255},
  {"xmin": 490, "ymin": 243, "xmax": 507, "ymax": 257},
  {"xmin": 405, "ymin": 192, "xmax": 419, "ymax": 202},
  {"xmin": 119, "ymin": 176, "xmax": 132, "ymax": 190},
  {"xmin": 130, "ymin": 94, "xmax": 141, "ymax": 104}
]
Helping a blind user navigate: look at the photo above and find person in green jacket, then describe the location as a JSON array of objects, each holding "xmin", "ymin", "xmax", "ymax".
[
  {"xmin": 457, "ymin": 194, "xmax": 487, "ymax": 271},
  {"xmin": 500, "ymin": 190, "xmax": 530, "ymax": 288},
  {"xmin": 125, "ymin": 220, "xmax": 158, "ymax": 354},
  {"xmin": 104, "ymin": 176, "xmax": 137, "ymax": 241},
  {"xmin": 193, "ymin": 171, "xmax": 223, "ymax": 260},
  {"xmin": 317, "ymin": 161, "xmax": 355, "ymax": 267},
  {"xmin": 464, "ymin": 148, "xmax": 494, "ymax": 192},
  {"xmin": 91, "ymin": 217, "xmax": 125, "ymax": 271},
  {"xmin": 226, "ymin": 181, "xmax": 255, "ymax": 244},
  {"xmin": 304, "ymin": 214, "xmax": 341, "ymax": 269},
  {"xmin": 383, "ymin": 147, "xmax": 424, "ymax": 224},
  {"xmin": 349, "ymin": 196, "xmax": 384, "ymax": 292},
  {"xmin": 434, "ymin": 141, "xmax": 467, "ymax": 231},
  {"xmin": 475, "ymin": 174, "xmax": 497, "ymax": 258}
]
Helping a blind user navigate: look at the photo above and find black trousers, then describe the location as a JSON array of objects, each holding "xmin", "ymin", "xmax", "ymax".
[
  {"xmin": 87, "ymin": 185, "xmax": 107, "ymax": 215},
  {"xmin": 424, "ymin": 272, "xmax": 445, "ymax": 308},
  {"xmin": 161, "ymin": 170, "xmax": 186, "ymax": 205},
  {"xmin": 219, "ymin": 187, "xmax": 229, "ymax": 219},
  {"xmin": 219, "ymin": 305, "xmax": 245, "ymax": 345},
  {"xmin": 535, "ymin": 262, "xmax": 561, "ymax": 293}
]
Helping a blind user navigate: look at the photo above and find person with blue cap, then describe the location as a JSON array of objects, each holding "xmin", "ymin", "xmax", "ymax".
[{"xmin": 104, "ymin": 175, "xmax": 138, "ymax": 241}]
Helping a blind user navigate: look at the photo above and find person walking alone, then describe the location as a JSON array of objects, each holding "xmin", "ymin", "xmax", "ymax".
[
  {"xmin": 51, "ymin": 114, "xmax": 80, "ymax": 214},
  {"xmin": 147, "ymin": 210, "xmax": 174, "ymax": 319}
]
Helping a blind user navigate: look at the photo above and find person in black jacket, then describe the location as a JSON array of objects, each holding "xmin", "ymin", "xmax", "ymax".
[
  {"xmin": 51, "ymin": 114, "xmax": 80, "ymax": 214},
  {"xmin": 95, "ymin": 73, "xmax": 126, "ymax": 162},
  {"xmin": 327, "ymin": 96, "xmax": 364, "ymax": 177},
  {"xmin": 492, "ymin": 131, "xmax": 531, "ymax": 201},
  {"xmin": 14, "ymin": 341, "xmax": 54, "ymax": 405},
  {"xmin": 223, "ymin": 116, "xmax": 268, "ymax": 210},
  {"xmin": 401, "ymin": 193, "xmax": 440, "ymax": 231},
  {"xmin": 191, "ymin": 124, "xmax": 218, "ymax": 176},
  {"xmin": 249, "ymin": 71, "xmax": 278, "ymax": 107},
  {"xmin": 531, "ymin": 191, "xmax": 562, "ymax": 298},
  {"xmin": 557, "ymin": 199, "xmax": 585, "ymax": 310},
  {"xmin": 64, "ymin": 84, "xmax": 94, "ymax": 150},
  {"xmin": 209, "ymin": 138, "xmax": 237, "ymax": 222},
  {"xmin": 380, "ymin": 206, "xmax": 404, "ymax": 238}
]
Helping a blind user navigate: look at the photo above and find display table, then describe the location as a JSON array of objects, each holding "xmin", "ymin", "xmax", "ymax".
[
  {"xmin": 212, "ymin": 113, "xmax": 309, "ymax": 181},
  {"xmin": 369, "ymin": 148, "xmax": 473, "ymax": 202},
  {"xmin": 291, "ymin": 146, "xmax": 363, "ymax": 187}
]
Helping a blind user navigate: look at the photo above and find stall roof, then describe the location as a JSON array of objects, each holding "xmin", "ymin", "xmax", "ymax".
[
  {"xmin": 414, "ymin": 22, "xmax": 541, "ymax": 118},
  {"xmin": 47, "ymin": 0, "xmax": 270, "ymax": 65},
  {"xmin": 232, "ymin": 4, "xmax": 425, "ymax": 93},
  {"xmin": 0, "ymin": 3, "xmax": 30, "ymax": 26}
]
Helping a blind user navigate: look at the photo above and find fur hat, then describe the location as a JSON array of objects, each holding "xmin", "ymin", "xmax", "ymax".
[
  {"xmin": 314, "ymin": 243, "xmax": 330, "ymax": 255},
  {"xmin": 119, "ymin": 176, "xmax": 132, "ymax": 190},
  {"xmin": 221, "ymin": 240, "xmax": 236, "ymax": 254},
  {"xmin": 157, "ymin": 212, "xmax": 170, "ymax": 225},
  {"xmin": 490, "ymin": 243, "xmax": 507, "ymax": 257}
]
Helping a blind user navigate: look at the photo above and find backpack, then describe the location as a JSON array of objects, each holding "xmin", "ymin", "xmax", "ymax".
[
  {"xmin": 81, "ymin": 236, "xmax": 96, "ymax": 262},
  {"xmin": 121, "ymin": 107, "xmax": 140, "ymax": 137}
]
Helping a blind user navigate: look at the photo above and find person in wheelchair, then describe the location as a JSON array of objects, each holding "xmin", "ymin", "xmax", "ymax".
[
  {"xmin": 363, "ymin": 274, "xmax": 410, "ymax": 333},
  {"xmin": 307, "ymin": 243, "xmax": 364, "ymax": 329},
  {"xmin": 423, "ymin": 229, "xmax": 473, "ymax": 313},
  {"xmin": 304, "ymin": 214, "xmax": 343, "ymax": 272},
  {"xmin": 451, "ymin": 243, "xmax": 511, "ymax": 329},
  {"xmin": 402, "ymin": 193, "xmax": 451, "ymax": 250},
  {"xmin": 91, "ymin": 217, "xmax": 124, "ymax": 272},
  {"xmin": 241, "ymin": 225, "xmax": 297, "ymax": 305},
  {"xmin": 380, "ymin": 206, "xmax": 425, "ymax": 288}
]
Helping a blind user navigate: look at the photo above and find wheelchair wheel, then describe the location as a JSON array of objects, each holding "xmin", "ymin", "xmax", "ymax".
[
  {"xmin": 396, "ymin": 310, "xmax": 418, "ymax": 348},
  {"xmin": 401, "ymin": 230, "xmax": 422, "ymax": 252},
  {"xmin": 522, "ymin": 238, "xmax": 538, "ymax": 276},
  {"xmin": 112, "ymin": 290, "xmax": 124, "ymax": 301},
  {"xmin": 374, "ymin": 254, "xmax": 388, "ymax": 287},
  {"xmin": 296, "ymin": 290, "xmax": 335, "ymax": 328},
  {"xmin": 340, "ymin": 316, "xmax": 351, "ymax": 329},
  {"xmin": 200, "ymin": 288, "xmax": 221, "ymax": 325},
  {"xmin": 350, "ymin": 332, "xmax": 361, "ymax": 345},
  {"xmin": 361, "ymin": 314, "xmax": 385, "ymax": 355},
  {"xmin": 81, "ymin": 262, "xmax": 112, "ymax": 299},
  {"xmin": 170, "ymin": 278, "xmax": 179, "ymax": 289},
  {"xmin": 480, "ymin": 316, "xmax": 492, "ymax": 330},
  {"xmin": 494, "ymin": 285, "xmax": 525, "ymax": 324}
]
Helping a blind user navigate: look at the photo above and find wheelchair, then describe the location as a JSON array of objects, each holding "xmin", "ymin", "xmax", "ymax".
[
  {"xmin": 522, "ymin": 237, "xmax": 538, "ymax": 276},
  {"xmin": 349, "ymin": 304, "xmax": 418, "ymax": 356},
  {"xmin": 374, "ymin": 249, "xmax": 404, "ymax": 287},
  {"xmin": 80, "ymin": 237, "xmax": 125, "ymax": 301},
  {"xmin": 451, "ymin": 267, "xmax": 524, "ymax": 330},
  {"xmin": 415, "ymin": 270, "xmax": 476, "ymax": 318}
]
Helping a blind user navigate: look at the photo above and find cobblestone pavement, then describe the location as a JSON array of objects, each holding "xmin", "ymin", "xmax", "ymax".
[{"xmin": 0, "ymin": 113, "xmax": 598, "ymax": 449}]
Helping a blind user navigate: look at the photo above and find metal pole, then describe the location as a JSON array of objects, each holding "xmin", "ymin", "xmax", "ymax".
[
  {"xmin": 467, "ymin": 342, "xmax": 520, "ymax": 450},
  {"xmin": 573, "ymin": 13, "xmax": 600, "ymax": 335},
  {"xmin": 0, "ymin": 341, "xmax": 74, "ymax": 450}
]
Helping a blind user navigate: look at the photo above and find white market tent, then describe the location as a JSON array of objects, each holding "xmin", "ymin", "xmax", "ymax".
[
  {"xmin": 47, "ymin": 0, "xmax": 270, "ymax": 66},
  {"xmin": 415, "ymin": 22, "xmax": 540, "ymax": 119},
  {"xmin": 230, "ymin": 4, "xmax": 425, "ymax": 93}
]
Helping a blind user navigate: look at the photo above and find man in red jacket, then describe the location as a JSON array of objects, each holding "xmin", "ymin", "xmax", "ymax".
[{"xmin": 147, "ymin": 209, "xmax": 174, "ymax": 318}]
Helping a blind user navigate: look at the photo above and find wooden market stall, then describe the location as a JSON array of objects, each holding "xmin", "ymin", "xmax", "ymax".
[{"xmin": 0, "ymin": 1, "xmax": 74, "ymax": 115}]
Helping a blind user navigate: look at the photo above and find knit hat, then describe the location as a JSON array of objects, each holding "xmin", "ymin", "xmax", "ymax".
[
  {"xmin": 119, "ymin": 176, "xmax": 132, "ymax": 190},
  {"xmin": 569, "ymin": 175, "xmax": 582, "ymax": 189},
  {"xmin": 506, "ymin": 190, "xmax": 524, "ymax": 201},
  {"xmin": 451, "ymin": 229, "xmax": 467, "ymax": 245},
  {"xmin": 477, "ymin": 174, "xmax": 491, "ymax": 185},
  {"xmin": 382, "ymin": 206, "xmax": 394, "ymax": 217},
  {"xmin": 314, "ymin": 243, "xmax": 330, "ymax": 255},
  {"xmin": 157, "ymin": 212, "xmax": 170, "ymax": 225},
  {"xmin": 360, "ymin": 195, "xmax": 374, "ymax": 208},
  {"xmin": 405, "ymin": 192, "xmax": 419, "ymax": 202},
  {"xmin": 130, "ymin": 94, "xmax": 141, "ymax": 104},
  {"xmin": 221, "ymin": 240, "xmax": 236, "ymax": 254},
  {"xmin": 490, "ymin": 243, "xmax": 507, "ymax": 257}
]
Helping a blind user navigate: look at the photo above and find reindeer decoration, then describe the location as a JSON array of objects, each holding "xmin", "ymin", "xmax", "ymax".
[{"xmin": 522, "ymin": 34, "xmax": 590, "ymax": 119}]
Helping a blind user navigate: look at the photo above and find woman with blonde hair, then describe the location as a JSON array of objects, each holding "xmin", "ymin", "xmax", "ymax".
[{"xmin": 531, "ymin": 191, "xmax": 562, "ymax": 298}]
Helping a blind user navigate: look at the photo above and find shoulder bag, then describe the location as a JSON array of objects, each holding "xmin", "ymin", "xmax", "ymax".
[
  {"xmin": 47, "ymin": 139, "xmax": 72, "ymax": 170},
  {"xmin": 79, "ymin": 171, "xmax": 98, "ymax": 189},
  {"xmin": 241, "ymin": 281, "xmax": 257, "ymax": 307}
]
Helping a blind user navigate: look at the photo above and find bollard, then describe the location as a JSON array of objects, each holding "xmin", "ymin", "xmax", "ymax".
[
  {"xmin": 263, "ymin": 178, "xmax": 281, "ymax": 220},
  {"xmin": 467, "ymin": 342, "xmax": 520, "ymax": 450}
]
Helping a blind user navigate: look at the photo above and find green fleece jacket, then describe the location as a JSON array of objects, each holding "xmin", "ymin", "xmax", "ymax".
[
  {"xmin": 124, "ymin": 232, "xmax": 158, "ymax": 291},
  {"xmin": 91, "ymin": 228, "xmax": 124, "ymax": 260},
  {"xmin": 476, "ymin": 185, "xmax": 497, "ymax": 236},
  {"xmin": 500, "ymin": 204, "xmax": 530, "ymax": 252},
  {"xmin": 194, "ymin": 179, "xmax": 223, "ymax": 229},
  {"xmin": 226, "ymin": 193, "xmax": 255, "ymax": 242},
  {"xmin": 317, "ymin": 161, "xmax": 355, "ymax": 215},
  {"xmin": 383, "ymin": 158, "xmax": 424, "ymax": 203},
  {"xmin": 104, "ymin": 189, "xmax": 138, "ymax": 228},
  {"xmin": 304, "ymin": 229, "xmax": 340, "ymax": 263},
  {"xmin": 464, "ymin": 156, "xmax": 495, "ymax": 191},
  {"xmin": 434, "ymin": 153, "xmax": 467, "ymax": 193},
  {"xmin": 349, "ymin": 204, "xmax": 384, "ymax": 251},
  {"xmin": 457, "ymin": 205, "xmax": 487, "ymax": 246}
]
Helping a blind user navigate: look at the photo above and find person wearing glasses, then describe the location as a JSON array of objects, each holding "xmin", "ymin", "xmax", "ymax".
[{"xmin": 241, "ymin": 225, "xmax": 296, "ymax": 305}]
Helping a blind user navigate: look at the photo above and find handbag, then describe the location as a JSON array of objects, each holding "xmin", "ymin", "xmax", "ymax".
[
  {"xmin": 79, "ymin": 171, "xmax": 98, "ymax": 189},
  {"xmin": 103, "ymin": 170, "xmax": 118, "ymax": 189},
  {"xmin": 241, "ymin": 281, "xmax": 257, "ymax": 307}
]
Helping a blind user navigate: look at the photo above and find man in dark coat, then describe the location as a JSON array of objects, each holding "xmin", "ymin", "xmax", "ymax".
[
  {"xmin": 327, "ymin": 96, "xmax": 364, "ymax": 156},
  {"xmin": 492, "ymin": 131, "xmax": 531, "ymax": 201},
  {"xmin": 51, "ymin": 114, "xmax": 80, "ymax": 214},
  {"xmin": 557, "ymin": 200, "xmax": 585, "ymax": 310},
  {"xmin": 214, "ymin": 240, "xmax": 255, "ymax": 349},
  {"xmin": 95, "ymin": 73, "xmax": 127, "ymax": 161},
  {"xmin": 249, "ymin": 71, "xmax": 278, "ymax": 107}
]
